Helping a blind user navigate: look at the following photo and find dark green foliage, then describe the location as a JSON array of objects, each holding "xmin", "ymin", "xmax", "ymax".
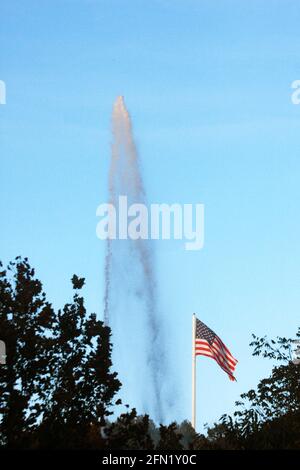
[
  {"xmin": 71, "ymin": 275, "xmax": 85, "ymax": 290},
  {"xmin": 41, "ymin": 290, "xmax": 121, "ymax": 432},
  {"xmin": 157, "ymin": 422, "xmax": 183, "ymax": 450},
  {"xmin": 1, "ymin": 257, "xmax": 299, "ymax": 449},
  {"xmin": 202, "ymin": 329, "xmax": 300, "ymax": 449},
  {"xmin": 107, "ymin": 409, "xmax": 155, "ymax": 449},
  {"xmin": 177, "ymin": 420, "xmax": 199, "ymax": 449},
  {"xmin": 0, "ymin": 257, "xmax": 121, "ymax": 448},
  {"xmin": 0, "ymin": 257, "xmax": 56, "ymax": 448}
]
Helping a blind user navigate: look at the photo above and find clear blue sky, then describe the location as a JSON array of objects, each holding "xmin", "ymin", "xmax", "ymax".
[{"xmin": 1, "ymin": 0, "xmax": 300, "ymax": 430}]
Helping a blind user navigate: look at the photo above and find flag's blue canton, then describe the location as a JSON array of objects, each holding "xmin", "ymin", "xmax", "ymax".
[{"xmin": 196, "ymin": 319, "xmax": 216, "ymax": 345}]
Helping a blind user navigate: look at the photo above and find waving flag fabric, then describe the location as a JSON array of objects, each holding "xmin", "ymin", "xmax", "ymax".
[{"xmin": 195, "ymin": 318, "xmax": 238, "ymax": 381}]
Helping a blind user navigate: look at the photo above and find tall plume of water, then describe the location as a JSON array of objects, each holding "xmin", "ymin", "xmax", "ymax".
[{"xmin": 104, "ymin": 96, "xmax": 165, "ymax": 422}]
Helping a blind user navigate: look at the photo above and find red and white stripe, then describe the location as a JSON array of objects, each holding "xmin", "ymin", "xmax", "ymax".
[{"xmin": 195, "ymin": 336, "xmax": 238, "ymax": 381}]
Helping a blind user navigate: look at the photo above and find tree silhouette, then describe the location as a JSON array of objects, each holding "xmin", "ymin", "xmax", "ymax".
[
  {"xmin": 38, "ymin": 276, "xmax": 121, "ymax": 448},
  {"xmin": 156, "ymin": 423, "xmax": 183, "ymax": 450},
  {"xmin": 0, "ymin": 257, "xmax": 121, "ymax": 449},
  {"xmin": 1, "ymin": 257, "xmax": 299, "ymax": 449},
  {"xmin": 107, "ymin": 408, "xmax": 155, "ymax": 449},
  {"xmin": 201, "ymin": 328, "xmax": 300, "ymax": 449},
  {"xmin": 0, "ymin": 257, "xmax": 55, "ymax": 448}
]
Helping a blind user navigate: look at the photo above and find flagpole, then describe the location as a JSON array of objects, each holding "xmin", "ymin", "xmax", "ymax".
[{"xmin": 192, "ymin": 313, "xmax": 196, "ymax": 430}]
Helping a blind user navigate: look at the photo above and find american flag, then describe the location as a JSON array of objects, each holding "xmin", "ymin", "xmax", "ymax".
[{"xmin": 194, "ymin": 318, "xmax": 238, "ymax": 381}]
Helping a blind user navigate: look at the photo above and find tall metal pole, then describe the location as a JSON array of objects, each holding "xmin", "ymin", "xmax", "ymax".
[{"xmin": 192, "ymin": 313, "xmax": 196, "ymax": 430}]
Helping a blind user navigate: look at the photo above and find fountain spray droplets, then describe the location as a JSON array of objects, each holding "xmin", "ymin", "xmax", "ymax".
[{"xmin": 103, "ymin": 96, "xmax": 166, "ymax": 422}]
